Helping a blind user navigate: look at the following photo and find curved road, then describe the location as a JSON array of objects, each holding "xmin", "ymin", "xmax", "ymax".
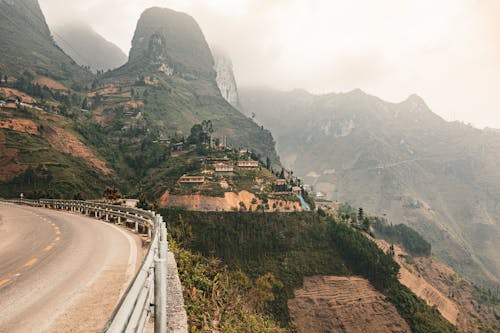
[{"xmin": 0, "ymin": 202, "xmax": 142, "ymax": 332}]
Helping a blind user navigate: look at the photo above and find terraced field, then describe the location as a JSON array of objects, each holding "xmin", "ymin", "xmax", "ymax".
[{"xmin": 288, "ymin": 276, "xmax": 411, "ymax": 333}]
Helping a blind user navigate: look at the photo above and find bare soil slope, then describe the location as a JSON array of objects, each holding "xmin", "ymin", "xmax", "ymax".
[
  {"xmin": 375, "ymin": 238, "xmax": 498, "ymax": 332},
  {"xmin": 375, "ymin": 239, "xmax": 459, "ymax": 324},
  {"xmin": 288, "ymin": 276, "xmax": 411, "ymax": 333},
  {"xmin": 159, "ymin": 190, "xmax": 301, "ymax": 212}
]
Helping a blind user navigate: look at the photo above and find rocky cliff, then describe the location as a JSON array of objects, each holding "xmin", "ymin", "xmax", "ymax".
[
  {"xmin": 212, "ymin": 48, "xmax": 241, "ymax": 108},
  {"xmin": 0, "ymin": 3, "xmax": 279, "ymax": 199},
  {"xmin": 127, "ymin": 7, "xmax": 215, "ymax": 80},
  {"xmin": 106, "ymin": 7, "xmax": 279, "ymax": 164}
]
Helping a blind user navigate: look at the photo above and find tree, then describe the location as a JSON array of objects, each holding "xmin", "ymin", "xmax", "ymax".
[
  {"xmin": 248, "ymin": 273, "xmax": 283, "ymax": 312},
  {"xmin": 358, "ymin": 207, "xmax": 364, "ymax": 221},
  {"xmin": 73, "ymin": 192, "xmax": 84, "ymax": 201},
  {"xmin": 201, "ymin": 120, "xmax": 213, "ymax": 134},
  {"xmin": 188, "ymin": 124, "xmax": 203, "ymax": 144},
  {"xmin": 172, "ymin": 214, "xmax": 192, "ymax": 245},
  {"xmin": 266, "ymin": 157, "xmax": 271, "ymax": 170},
  {"xmin": 81, "ymin": 97, "xmax": 89, "ymax": 109},
  {"xmin": 362, "ymin": 217, "xmax": 370, "ymax": 232},
  {"xmin": 103, "ymin": 185, "xmax": 122, "ymax": 201},
  {"xmin": 94, "ymin": 92, "xmax": 102, "ymax": 107},
  {"xmin": 136, "ymin": 193, "xmax": 152, "ymax": 210}
]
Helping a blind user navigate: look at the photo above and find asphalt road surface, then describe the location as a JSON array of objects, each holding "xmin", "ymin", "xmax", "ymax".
[{"xmin": 0, "ymin": 202, "xmax": 142, "ymax": 332}]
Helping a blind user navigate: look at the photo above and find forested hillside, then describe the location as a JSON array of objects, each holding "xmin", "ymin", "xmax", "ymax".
[{"xmin": 162, "ymin": 208, "xmax": 457, "ymax": 333}]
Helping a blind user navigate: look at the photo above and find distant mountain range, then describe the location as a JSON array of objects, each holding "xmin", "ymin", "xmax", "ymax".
[
  {"xmin": 52, "ymin": 23, "xmax": 127, "ymax": 73},
  {"xmin": 1, "ymin": 1, "xmax": 497, "ymax": 329},
  {"xmin": 240, "ymin": 87, "xmax": 500, "ymax": 285}
]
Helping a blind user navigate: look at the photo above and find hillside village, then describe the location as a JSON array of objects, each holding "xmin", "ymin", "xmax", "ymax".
[{"xmin": 156, "ymin": 121, "xmax": 313, "ymax": 212}]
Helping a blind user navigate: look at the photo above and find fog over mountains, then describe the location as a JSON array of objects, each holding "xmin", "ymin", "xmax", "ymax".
[
  {"xmin": 240, "ymin": 87, "xmax": 500, "ymax": 285},
  {"xmin": 52, "ymin": 23, "xmax": 127, "ymax": 73},
  {"xmin": 38, "ymin": 0, "xmax": 500, "ymax": 129}
]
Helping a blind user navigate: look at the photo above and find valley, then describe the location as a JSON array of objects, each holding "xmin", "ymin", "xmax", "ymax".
[
  {"xmin": 0, "ymin": 1, "xmax": 498, "ymax": 332},
  {"xmin": 240, "ymin": 87, "xmax": 500, "ymax": 287}
]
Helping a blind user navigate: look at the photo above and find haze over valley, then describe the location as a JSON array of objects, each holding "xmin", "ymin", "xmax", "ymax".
[{"xmin": 0, "ymin": 1, "xmax": 499, "ymax": 332}]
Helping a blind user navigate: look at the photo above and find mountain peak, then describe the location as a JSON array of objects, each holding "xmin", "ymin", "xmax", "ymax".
[
  {"xmin": 404, "ymin": 93, "xmax": 425, "ymax": 104},
  {"xmin": 347, "ymin": 88, "xmax": 366, "ymax": 95},
  {"xmin": 128, "ymin": 7, "xmax": 215, "ymax": 79},
  {"xmin": 400, "ymin": 93, "xmax": 431, "ymax": 112}
]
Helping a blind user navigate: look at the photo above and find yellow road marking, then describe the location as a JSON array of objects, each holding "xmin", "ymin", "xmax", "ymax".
[
  {"xmin": 44, "ymin": 245, "xmax": 53, "ymax": 251},
  {"xmin": 24, "ymin": 258, "xmax": 38, "ymax": 267},
  {"xmin": 0, "ymin": 279, "xmax": 11, "ymax": 287},
  {"xmin": 55, "ymin": 236, "xmax": 60, "ymax": 241},
  {"xmin": 55, "ymin": 230, "xmax": 61, "ymax": 235}
]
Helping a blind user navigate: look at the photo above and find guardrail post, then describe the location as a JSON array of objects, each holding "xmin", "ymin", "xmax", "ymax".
[
  {"xmin": 154, "ymin": 255, "xmax": 167, "ymax": 333},
  {"xmin": 155, "ymin": 224, "xmax": 168, "ymax": 333}
]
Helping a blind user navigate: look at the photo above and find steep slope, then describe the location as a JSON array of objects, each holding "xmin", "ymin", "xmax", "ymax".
[
  {"xmin": 126, "ymin": 7, "xmax": 213, "ymax": 78},
  {"xmin": 163, "ymin": 209, "xmax": 458, "ymax": 333},
  {"xmin": 0, "ymin": 0, "xmax": 91, "ymax": 86},
  {"xmin": 289, "ymin": 276, "xmax": 411, "ymax": 333},
  {"xmin": 0, "ymin": 0, "xmax": 113, "ymax": 198},
  {"xmin": 1, "ymin": 4, "xmax": 279, "ymax": 199},
  {"xmin": 52, "ymin": 23, "xmax": 127, "ymax": 73},
  {"xmin": 96, "ymin": 7, "xmax": 278, "ymax": 165},
  {"xmin": 0, "ymin": 111, "xmax": 114, "ymax": 198},
  {"xmin": 375, "ymin": 238, "xmax": 499, "ymax": 332},
  {"xmin": 212, "ymin": 47, "xmax": 241, "ymax": 108},
  {"xmin": 240, "ymin": 87, "xmax": 500, "ymax": 286}
]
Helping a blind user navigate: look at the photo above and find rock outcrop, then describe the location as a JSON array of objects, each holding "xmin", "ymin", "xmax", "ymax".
[
  {"xmin": 212, "ymin": 48, "xmax": 241, "ymax": 108},
  {"xmin": 127, "ymin": 7, "xmax": 215, "ymax": 80}
]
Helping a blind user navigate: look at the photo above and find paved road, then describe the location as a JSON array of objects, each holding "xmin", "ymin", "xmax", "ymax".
[{"xmin": 0, "ymin": 202, "xmax": 142, "ymax": 333}]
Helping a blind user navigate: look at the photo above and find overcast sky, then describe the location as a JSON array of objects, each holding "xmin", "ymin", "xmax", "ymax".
[{"xmin": 39, "ymin": 0, "xmax": 500, "ymax": 128}]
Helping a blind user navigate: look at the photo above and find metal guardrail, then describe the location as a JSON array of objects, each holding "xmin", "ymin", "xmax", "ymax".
[{"xmin": 1, "ymin": 199, "xmax": 168, "ymax": 333}]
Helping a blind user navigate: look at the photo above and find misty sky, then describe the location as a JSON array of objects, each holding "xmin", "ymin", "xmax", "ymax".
[{"xmin": 39, "ymin": 0, "xmax": 500, "ymax": 129}]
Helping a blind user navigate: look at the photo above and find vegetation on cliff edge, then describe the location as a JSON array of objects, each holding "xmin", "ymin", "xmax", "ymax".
[{"xmin": 162, "ymin": 208, "xmax": 457, "ymax": 333}]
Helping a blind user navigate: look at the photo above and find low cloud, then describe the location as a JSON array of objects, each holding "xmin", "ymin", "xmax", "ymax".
[{"xmin": 38, "ymin": 0, "xmax": 500, "ymax": 128}]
